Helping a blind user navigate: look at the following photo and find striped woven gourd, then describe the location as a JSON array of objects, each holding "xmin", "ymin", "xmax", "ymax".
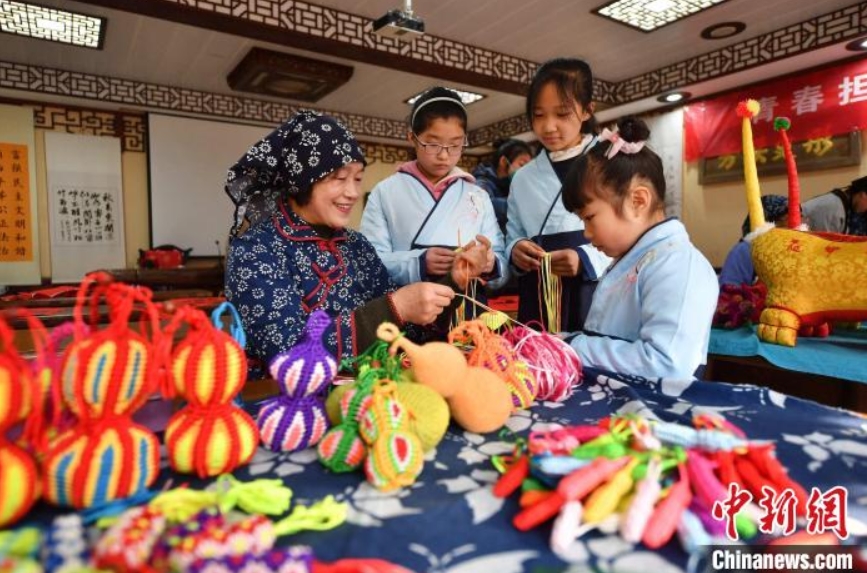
[
  {"xmin": 0, "ymin": 311, "xmax": 47, "ymax": 528},
  {"xmin": 257, "ymin": 310, "xmax": 335, "ymax": 452},
  {"xmin": 43, "ymin": 274, "xmax": 161, "ymax": 508},
  {"xmin": 164, "ymin": 304, "xmax": 258, "ymax": 478}
]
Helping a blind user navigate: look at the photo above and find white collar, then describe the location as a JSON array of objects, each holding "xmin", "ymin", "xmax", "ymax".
[{"xmin": 548, "ymin": 134, "xmax": 596, "ymax": 162}]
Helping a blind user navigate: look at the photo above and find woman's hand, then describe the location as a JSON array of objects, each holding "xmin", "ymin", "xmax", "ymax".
[
  {"xmin": 452, "ymin": 235, "xmax": 491, "ymax": 290},
  {"xmin": 391, "ymin": 282, "xmax": 455, "ymax": 325},
  {"xmin": 511, "ymin": 239, "xmax": 545, "ymax": 272},
  {"xmin": 425, "ymin": 247, "xmax": 456, "ymax": 277},
  {"xmin": 549, "ymin": 249, "xmax": 581, "ymax": 277}
]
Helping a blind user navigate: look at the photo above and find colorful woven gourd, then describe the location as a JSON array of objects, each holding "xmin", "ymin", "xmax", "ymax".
[
  {"xmin": 43, "ymin": 274, "xmax": 162, "ymax": 508},
  {"xmin": 317, "ymin": 375, "xmax": 373, "ymax": 473},
  {"xmin": 0, "ymin": 311, "xmax": 47, "ymax": 528},
  {"xmin": 326, "ymin": 376, "xmax": 449, "ymax": 452},
  {"xmin": 359, "ymin": 379, "xmax": 424, "ymax": 491},
  {"xmin": 163, "ymin": 304, "xmax": 258, "ymax": 478},
  {"xmin": 317, "ymin": 339, "xmax": 403, "ymax": 473},
  {"xmin": 448, "ymin": 319, "xmax": 538, "ymax": 410},
  {"xmin": 257, "ymin": 310, "xmax": 335, "ymax": 452}
]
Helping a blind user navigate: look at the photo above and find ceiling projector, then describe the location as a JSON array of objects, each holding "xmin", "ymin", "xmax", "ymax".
[{"xmin": 372, "ymin": 3, "xmax": 424, "ymax": 41}]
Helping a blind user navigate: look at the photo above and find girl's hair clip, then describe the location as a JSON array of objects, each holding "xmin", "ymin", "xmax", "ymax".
[{"xmin": 598, "ymin": 128, "xmax": 646, "ymax": 159}]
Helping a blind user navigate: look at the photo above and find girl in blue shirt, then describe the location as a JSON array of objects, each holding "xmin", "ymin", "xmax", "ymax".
[
  {"xmin": 562, "ymin": 117, "xmax": 718, "ymax": 380},
  {"xmin": 506, "ymin": 58, "xmax": 611, "ymax": 332}
]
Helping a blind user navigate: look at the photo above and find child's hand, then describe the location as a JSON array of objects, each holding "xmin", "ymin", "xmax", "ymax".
[
  {"xmin": 452, "ymin": 235, "xmax": 491, "ymax": 289},
  {"xmin": 392, "ymin": 282, "xmax": 455, "ymax": 324},
  {"xmin": 549, "ymin": 249, "xmax": 581, "ymax": 277},
  {"xmin": 512, "ymin": 240, "xmax": 545, "ymax": 272},
  {"xmin": 425, "ymin": 247, "xmax": 457, "ymax": 276}
]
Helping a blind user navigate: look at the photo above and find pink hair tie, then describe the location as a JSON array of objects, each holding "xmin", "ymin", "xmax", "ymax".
[{"xmin": 598, "ymin": 128, "xmax": 645, "ymax": 159}]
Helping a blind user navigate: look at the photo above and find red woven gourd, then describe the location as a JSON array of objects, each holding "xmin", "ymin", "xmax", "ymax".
[
  {"xmin": 43, "ymin": 273, "xmax": 162, "ymax": 508},
  {"xmin": 163, "ymin": 305, "xmax": 259, "ymax": 478},
  {"xmin": 0, "ymin": 310, "xmax": 48, "ymax": 528}
]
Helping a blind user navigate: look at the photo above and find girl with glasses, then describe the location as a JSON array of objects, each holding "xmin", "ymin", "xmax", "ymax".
[{"xmin": 360, "ymin": 87, "xmax": 508, "ymax": 323}]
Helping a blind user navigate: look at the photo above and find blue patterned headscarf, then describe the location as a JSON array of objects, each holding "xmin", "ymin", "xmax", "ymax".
[
  {"xmin": 741, "ymin": 194, "xmax": 790, "ymax": 237},
  {"xmin": 225, "ymin": 110, "xmax": 366, "ymax": 236}
]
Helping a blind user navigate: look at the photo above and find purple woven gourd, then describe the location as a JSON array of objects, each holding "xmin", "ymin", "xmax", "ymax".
[{"xmin": 257, "ymin": 310, "xmax": 336, "ymax": 452}]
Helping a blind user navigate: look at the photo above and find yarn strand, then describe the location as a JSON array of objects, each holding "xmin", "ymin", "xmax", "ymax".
[{"xmin": 538, "ymin": 253, "xmax": 562, "ymax": 332}]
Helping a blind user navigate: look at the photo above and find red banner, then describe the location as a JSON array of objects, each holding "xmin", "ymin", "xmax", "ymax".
[{"xmin": 684, "ymin": 58, "xmax": 867, "ymax": 161}]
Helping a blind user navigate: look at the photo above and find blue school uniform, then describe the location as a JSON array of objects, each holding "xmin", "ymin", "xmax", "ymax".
[
  {"xmin": 226, "ymin": 201, "xmax": 396, "ymax": 364},
  {"xmin": 506, "ymin": 141, "xmax": 611, "ymax": 331},
  {"xmin": 360, "ymin": 167, "xmax": 508, "ymax": 289},
  {"xmin": 567, "ymin": 218, "xmax": 718, "ymax": 380}
]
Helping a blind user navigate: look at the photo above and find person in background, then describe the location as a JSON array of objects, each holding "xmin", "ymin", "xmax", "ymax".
[
  {"xmin": 802, "ymin": 176, "xmax": 867, "ymax": 235},
  {"xmin": 472, "ymin": 138, "xmax": 533, "ymax": 234},
  {"xmin": 224, "ymin": 110, "xmax": 490, "ymax": 365},
  {"xmin": 360, "ymin": 86, "xmax": 508, "ymax": 299},
  {"xmin": 506, "ymin": 58, "xmax": 611, "ymax": 332},
  {"xmin": 561, "ymin": 116, "xmax": 718, "ymax": 380},
  {"xmin": 718, "ymin": 194, "xmax": 790, "ymax": 286}
]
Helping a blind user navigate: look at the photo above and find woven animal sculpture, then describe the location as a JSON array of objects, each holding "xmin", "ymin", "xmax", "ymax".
[
  {"xmin": 0, "ymin": 311, "xmax": 47, "ymax": 528},
  {"xmin": 738, "ymin": 100, "xmax": 867, "ymax": 346},
  {"xmin": 257, "ymin": 310, "xmax": 335, "ymax": 452},
  {"xmin": 43, "ymin": 274, "xmax": 162, "ymax": 508},
  {"xmin": 163, "ymin": 304, "xmax": 259, "ymax": 478}
]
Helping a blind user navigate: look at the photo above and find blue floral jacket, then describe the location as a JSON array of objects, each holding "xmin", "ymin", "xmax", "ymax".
[{"xmin": 225, "ymin": 201, "xmax": 398, "ymax": 365}]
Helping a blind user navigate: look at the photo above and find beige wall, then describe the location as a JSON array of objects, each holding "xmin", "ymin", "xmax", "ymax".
[
  {"xmin": 16, "ymin": 99, "xmax": 867, "ymax": 278},
  {"xmin": 682, "ymin": 130, "xmax": 867, "ymax": 267},
  {"xmin": 348, "ymin": 158, "xmax": 400, "ymax": 230}
]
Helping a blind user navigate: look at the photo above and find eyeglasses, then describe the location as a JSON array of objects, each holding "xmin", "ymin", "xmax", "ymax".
[{"xmin": 412, "ymin": 133, "xmax": 468, "ymax": 157}]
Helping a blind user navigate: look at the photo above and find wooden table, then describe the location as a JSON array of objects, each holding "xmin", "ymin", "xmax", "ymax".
[{"xmin": 706, "ymin": 351, "xmax": 867, "ymax": 414}]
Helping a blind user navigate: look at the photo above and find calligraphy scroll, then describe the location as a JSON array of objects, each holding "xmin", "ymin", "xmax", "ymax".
[
  {"xmin": 0, "ymin": 104, "xmax": 40, "ymax": 285},
  {"xmin": 45, "ymin": 132, "xmax": 125, "ymax": 282}
]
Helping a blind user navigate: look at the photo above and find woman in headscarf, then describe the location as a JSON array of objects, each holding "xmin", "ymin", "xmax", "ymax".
[
  {"xmin": 225, "ymin": 110, "xmax": 489, "ymax": 365},
  {"xmin": 718, "ymin": 194, "xmax": 791, "ymax": 286}
]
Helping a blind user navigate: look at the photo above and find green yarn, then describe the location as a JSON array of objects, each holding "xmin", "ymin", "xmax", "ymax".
[
  {"xmin": 273, "ymin": 495, "xmax": 347, "ymax": 536},
  {"xmin": 215, "ymin": 474, "xmax": 293, "ymax": 516}
]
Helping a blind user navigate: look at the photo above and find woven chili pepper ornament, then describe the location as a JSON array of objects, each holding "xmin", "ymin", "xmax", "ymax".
[
  {"xmin": 0, "ymin": 311, "xmax": 47, "ymax": 528},
  {"xmin": 163, "ymin": 304, "xmax": 259, "ymax": 478},
  {"xmin": 43, "ymin": 274, "xmax": 162, "ymax": 508},
  {"xmin": 257, "ymin": 310, "xmax": 335, "ymax": 452}
]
